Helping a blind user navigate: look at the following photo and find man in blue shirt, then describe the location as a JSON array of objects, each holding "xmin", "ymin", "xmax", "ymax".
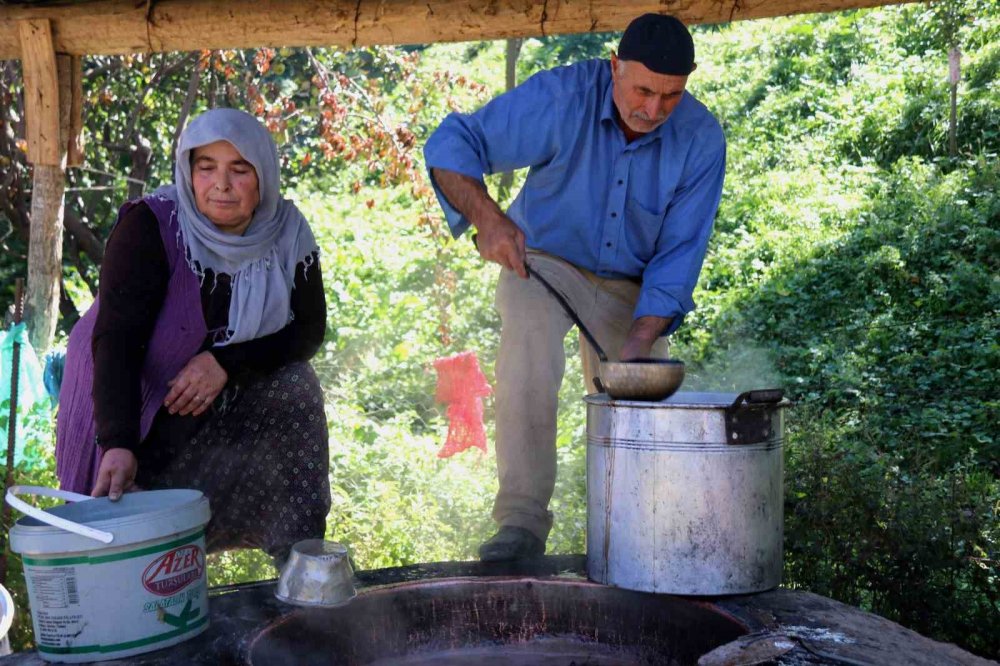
[{"xmin": 424, "ymin": 14, "xmax": 726, "ymax": 560}]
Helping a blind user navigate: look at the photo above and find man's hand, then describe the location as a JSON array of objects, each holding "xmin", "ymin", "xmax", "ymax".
[
  {"xmin": 474, "ymin": 214, "xmax": 528, "ymax": 278},
  {"xmin": 619, "ymin": 316, "xmax": 672, "ymax": 361},
  {"xmin": 431, "ymin": 168, "xmax": 528, "ymax": 278},
  {"xmin": 164, "ymin": 351, "xmax": 228, "ymax": 416},
  {"xmin": 92, "ymin": 448, "xmax": 138, "ymax": 501}
]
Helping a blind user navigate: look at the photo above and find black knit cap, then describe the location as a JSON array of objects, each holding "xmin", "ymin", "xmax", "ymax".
[{"xmin": 618, "ymin": 14, "xmax": 695, "ymax": 75}]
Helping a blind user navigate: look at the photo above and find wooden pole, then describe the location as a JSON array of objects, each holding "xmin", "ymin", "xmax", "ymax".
[
  {"xmin": 0, "ymin": 279, "xmax": 25, "ymax": 587},
  {"xmin": 498, "ymin": 38, "xmax": 522, "ymax": 199},
  {"xmin": 25, "ymin": 165, "xmax": 65, "ymax": 355},
  {"xmin": 948, "ymin": 47, "xmax": 959, "ymax": 158},
  {"xmin": 66, "ymin": 55, "xmax": 85, "ymax": 168},
  {"xmin": 19, "ymin": 19, "xmax": 71, "ymax": 355}
]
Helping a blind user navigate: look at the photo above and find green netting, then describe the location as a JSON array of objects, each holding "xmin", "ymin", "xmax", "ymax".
[{"xmin": 1, "ymin": 323, "xmax": 51, "ymax": 469}]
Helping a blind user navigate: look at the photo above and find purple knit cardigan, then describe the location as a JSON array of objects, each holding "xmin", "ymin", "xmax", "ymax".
[{"xmin": 56, "ymin": 195, "xmax": 207, "ymax": 494}]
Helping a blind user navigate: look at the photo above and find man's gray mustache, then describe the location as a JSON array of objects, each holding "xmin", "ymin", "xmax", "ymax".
[{"xmin": 631, "ymin": 112, "xmax": 667, "ymax": 122}]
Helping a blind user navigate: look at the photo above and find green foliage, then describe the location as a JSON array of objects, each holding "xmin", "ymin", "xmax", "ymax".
[
  {"xmin": 758, "ymin": 159, "xmax": 999, "ymax": 655},
  {"xmin": 518, "ymin": 32, "xmax": 618, "ymax": 74},
  {"xmin": 736, "ymin": 158, "xmax": 999, "ymax": 469},
  {"xmin": 0, "ymin": 404, "xmax": 58, "ymax": 653},
  {"xmin": 784, "ymin": 407, "xmax": 999, "ymax": 656},
  {"xmin": 297, "ymin": 183, "xmax": 591, "ymax": 563}
]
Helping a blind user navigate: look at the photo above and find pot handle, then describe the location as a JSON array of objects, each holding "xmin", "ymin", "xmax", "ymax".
[
  {"xmin": 725, "ymin": 389, "xmax": 785, "ymax": 445},
  {"xmin": 729, "ymin": 388, "xmax": 784, "ymax": 409},
  {"xmin": 5, "ymin": 485, "xmax": 115, "ymax": 544}
]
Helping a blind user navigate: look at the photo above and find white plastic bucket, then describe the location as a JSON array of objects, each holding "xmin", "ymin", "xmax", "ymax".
[
  {"xmin": 6, "ymin": 486, "xmax": 211, "ymax": 663},
  {"xmin": 0, "ymin": 582, "xmax": 13, "ymax": 656}
]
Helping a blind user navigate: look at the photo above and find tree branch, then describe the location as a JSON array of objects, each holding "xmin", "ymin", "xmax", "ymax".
[
  {"xmin": 123, "ymin": 52, "xmax": 197, "ymax": 145},
  {"xmin": 63, "ymin": 208, "xmax": 104, "ymax": 264},
  {"xmin": 171, "ymin": 59, "xmax": 201, "ymax": 159},
  {"xmin": 127, "ymin": 137, "xmax": 152, "ymax": 200},
  {"xmin": 64, "ymin": 232, "xmax": 98, "ymax": 297}
]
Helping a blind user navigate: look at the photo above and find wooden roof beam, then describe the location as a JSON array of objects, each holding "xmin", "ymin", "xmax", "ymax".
[{"xmin": 0, "ymin": 0, "xmax": 919, "ymax": 60}]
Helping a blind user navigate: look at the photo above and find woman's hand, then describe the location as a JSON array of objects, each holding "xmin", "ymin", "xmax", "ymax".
[
  {"xmin": 92, "ymin": 448, "xmax": 139, "ymax": 501},
  {"xmin": 164, "ymin": 351, "xmax": 228, "ymax": 416}
]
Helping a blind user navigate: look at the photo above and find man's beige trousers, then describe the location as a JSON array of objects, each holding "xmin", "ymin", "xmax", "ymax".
[{"xmin": 492, "ymin": 250, "xmax": 668, "ymax": 541}]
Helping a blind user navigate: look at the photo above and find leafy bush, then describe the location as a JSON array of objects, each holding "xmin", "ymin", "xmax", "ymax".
[
  {"xmin": 0, "ymin": 405, "xmax": 59, "ymax": 652},
  {"xmin": 785, "ymin": 406, "xmax": 999, "ymax": 657}
]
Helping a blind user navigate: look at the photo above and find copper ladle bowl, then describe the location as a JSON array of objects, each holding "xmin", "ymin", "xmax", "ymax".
[
  {"xmin": 524, "ymin": 263, "xmax": 685, "ymax": 402},
  {"xmin": 596, "ymin": 358, "xmax": 685, "ymax": 401}
]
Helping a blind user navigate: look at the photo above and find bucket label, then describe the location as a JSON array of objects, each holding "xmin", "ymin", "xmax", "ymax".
[
  {"xmin": 27, "ymin": 568, "xmax": 84, "ymax": 645},
  {"xmin": 21, "ymin": 530, "xmax": 210, "ymax": 662},
  {"xmin": 142, "ymin": 545, "xmax": 205, "ymax": 596},
  {"xmin": 26, "ymin": 567, "xmax": 80, "ymax": 609}
]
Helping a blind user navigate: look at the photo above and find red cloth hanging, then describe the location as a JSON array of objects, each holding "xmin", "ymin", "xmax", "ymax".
[{"xmin": 433, "ymin": 351, "xmax": 492, "ymax": 458}]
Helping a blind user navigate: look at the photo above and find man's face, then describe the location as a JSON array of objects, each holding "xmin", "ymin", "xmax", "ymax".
[{"xmin": 610, "ymin": 54, "xmax": 691, "ymax": 135}]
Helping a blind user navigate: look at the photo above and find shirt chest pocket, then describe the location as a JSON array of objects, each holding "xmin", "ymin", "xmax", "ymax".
[{"xmin": 625, "ymin": 197, "xmax": 666, "ymax": 261}]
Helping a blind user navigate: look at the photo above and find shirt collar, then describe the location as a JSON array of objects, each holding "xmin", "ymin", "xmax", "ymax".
[{"xmin": 600, "ymin": 64, "xmax": 617, "ymax": 125}]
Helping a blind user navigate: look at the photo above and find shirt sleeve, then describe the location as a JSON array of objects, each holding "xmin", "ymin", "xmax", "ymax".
[
  {"xmin": 92, "ymin": 202, "xmax": 169, "ymax": 452},
  {"xmin": 634, "ymin": 120, "xmax": 726, "ymax": 333},
  {"xmin": 209, "ymin": 253, "xmax": 326, "ymax": 382},
  {"xmin": 423, "ymin": 67, "xmax": 579, "ymax": 239}
]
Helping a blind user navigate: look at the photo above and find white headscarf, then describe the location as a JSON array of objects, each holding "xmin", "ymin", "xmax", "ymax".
[{"xmin": 154, "ymin": 108, "xmax": 318, "ymax": 346}]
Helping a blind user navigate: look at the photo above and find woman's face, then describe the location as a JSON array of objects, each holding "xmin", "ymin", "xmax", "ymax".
[{"xmin": 191, "ymin": 140, "xmax": 260, "ymax": 235}]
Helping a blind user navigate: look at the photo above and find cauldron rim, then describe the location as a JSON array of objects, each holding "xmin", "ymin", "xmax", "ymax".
[{"xmin": 246, "ymin": 574, "xmax": 751, "ymax": 666}]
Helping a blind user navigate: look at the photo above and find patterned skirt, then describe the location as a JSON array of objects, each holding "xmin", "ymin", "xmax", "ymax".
[{"xmin": 135, "ymin": 361, "xmax": 330, "ymax": 560}]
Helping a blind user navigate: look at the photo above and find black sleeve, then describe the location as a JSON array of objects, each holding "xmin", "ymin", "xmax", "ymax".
[
  {"xmin": 209, "ymin": 253, "xmax": 326, "ymax": 383},
  {"xmin": 92, "ymin": 202, "xmax": 169, "ymax": 452}
]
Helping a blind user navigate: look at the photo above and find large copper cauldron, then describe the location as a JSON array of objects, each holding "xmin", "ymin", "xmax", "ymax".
[{"xmin": 247, "ymin": 577, "xmax": 746, "ymax": 665}]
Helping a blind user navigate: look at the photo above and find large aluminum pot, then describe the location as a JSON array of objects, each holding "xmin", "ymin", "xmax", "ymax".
[{"xmin": 586, "ymin": 390, "xmax": 788, "ymax": 595}]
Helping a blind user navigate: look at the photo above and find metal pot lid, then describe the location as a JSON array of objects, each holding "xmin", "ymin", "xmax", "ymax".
[{"xmin": 585, "ymin": 390, "xmax": 790, "ymax": 409}]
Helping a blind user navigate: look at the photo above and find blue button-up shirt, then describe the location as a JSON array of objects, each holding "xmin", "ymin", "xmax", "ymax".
[{"xmin": 424, "ymin": 59, "xmax": 725, "ymax": 333}]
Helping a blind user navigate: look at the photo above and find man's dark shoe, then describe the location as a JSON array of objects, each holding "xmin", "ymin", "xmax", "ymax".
[{"xmin": 478, "ymin": 526, "xmax": 545, "ymax": 562}]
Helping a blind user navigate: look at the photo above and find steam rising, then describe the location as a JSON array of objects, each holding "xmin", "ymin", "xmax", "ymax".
[{"xmin": 681, "ymin": 344, "xmax": 782, "ymax": 393}]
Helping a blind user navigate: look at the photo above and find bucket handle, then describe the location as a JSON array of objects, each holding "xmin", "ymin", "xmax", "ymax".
[{"xmin": 5, "ymin": 485, "xmax": 115, "ymax": 544}]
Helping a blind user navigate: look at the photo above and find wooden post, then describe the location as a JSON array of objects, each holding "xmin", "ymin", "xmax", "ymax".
[
  {"xmin": 948, "ymin": 47, "xmax": 960, "ymax": 158},
  {"xmin": 19, "ymin": 19, "xmax": 73, "ymax": 354}
]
